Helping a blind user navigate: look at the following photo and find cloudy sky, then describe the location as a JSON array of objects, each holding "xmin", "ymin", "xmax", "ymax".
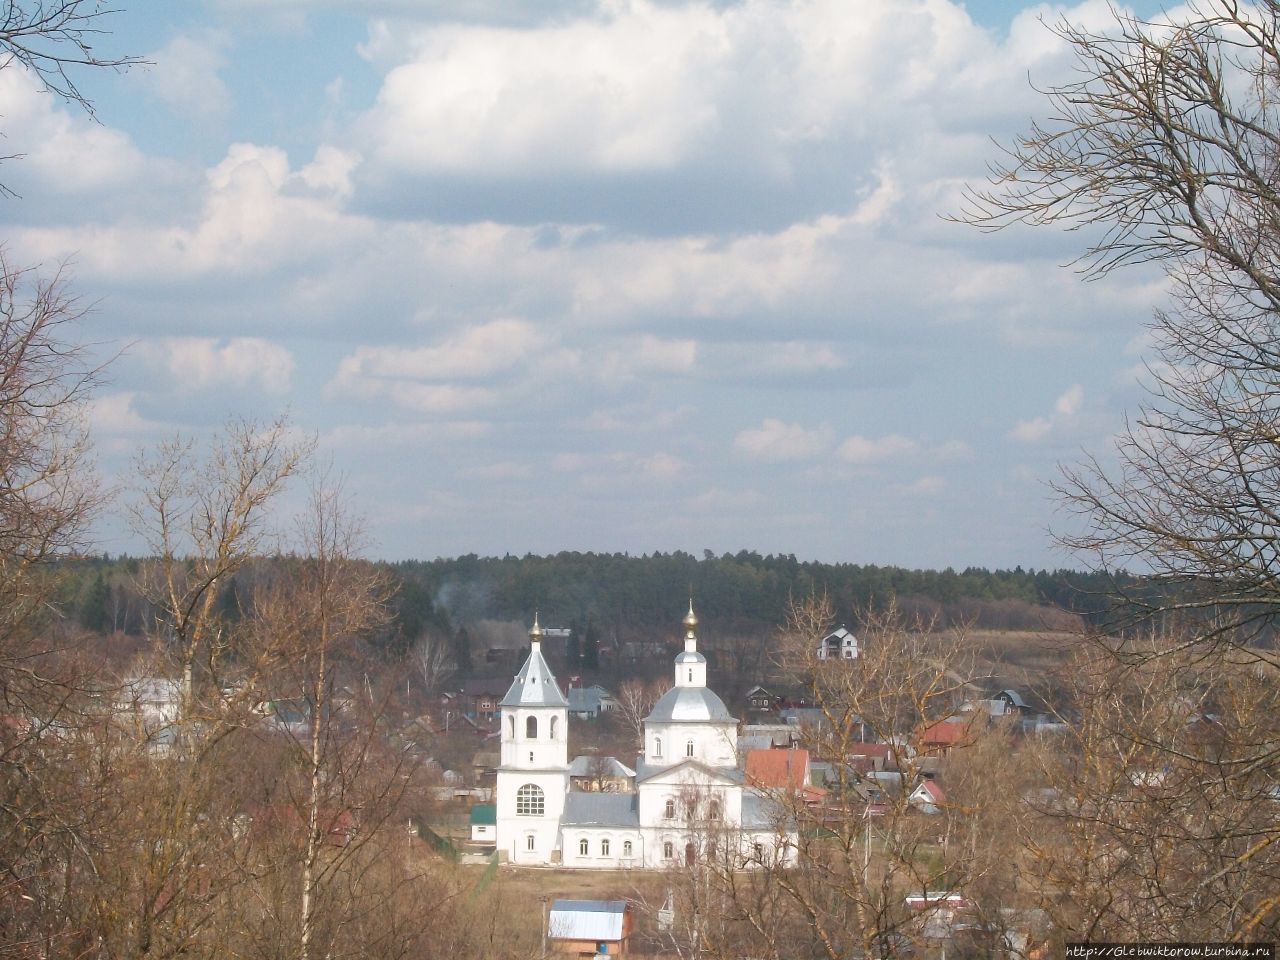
[{"xmin": 2, "ymin": 0, "xmax": 1175, "ymax": 569}]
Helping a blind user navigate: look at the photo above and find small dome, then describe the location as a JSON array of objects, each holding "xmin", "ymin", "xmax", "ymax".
[
  {"xmin": 683, "ymin": 600, "xmax": 698, "ymax": 631},
  {"xmin": 529, "ymin": 612, "xmax": 543, "ymax": 642}
]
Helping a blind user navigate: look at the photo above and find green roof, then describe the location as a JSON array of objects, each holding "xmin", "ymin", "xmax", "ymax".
[{"xmin": 469, "ymin": 803, "xmax": 496, "ymax": 826}]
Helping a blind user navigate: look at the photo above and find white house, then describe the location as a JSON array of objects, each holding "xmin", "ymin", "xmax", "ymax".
[
  {"xmin": 816, "ymin": 626, "xmax": 859, "ymax": 660},
  {"xmin": 494, "ymin": 604, "xmax": 796, "ymax": 869}
]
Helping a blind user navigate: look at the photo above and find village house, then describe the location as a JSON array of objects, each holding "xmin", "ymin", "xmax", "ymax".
[{"xmin": 548, "ymin": 899, "xmax": 632, "ymax": 958}]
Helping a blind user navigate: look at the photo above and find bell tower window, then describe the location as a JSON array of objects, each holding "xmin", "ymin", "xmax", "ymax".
[{"xmin": 526, "ymin": 715, "xmax": 538, "ymax": 739}]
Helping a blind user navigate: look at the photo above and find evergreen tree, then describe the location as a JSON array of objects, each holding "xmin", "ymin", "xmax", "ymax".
[{"xmin": 582, "ymin": 620, "xmax": 599, "ymax": 671}]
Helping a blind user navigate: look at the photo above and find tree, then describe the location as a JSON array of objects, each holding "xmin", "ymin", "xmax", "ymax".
[
  {"xmin": 958, "ymin": 2, "xmax": 1280, "ymax": 943},
  {"xmin": 0, "ymin": 254, "xmax": 108, "ymax": 958},
  {"xmin": 961, "ymin": 1, "xmax": 1280, "ymax": 657},
  {"xmin": 411, "ymin": 628, "xmax": 457, "ymax": 697},
  {"xmin": 1, "ymin": 3, "xmax": 143, "ymax": 108},
  {"xmin": 694, "ymin": 594, "xmax": 1016, "ymax": 960},
  {"xmin": 128, "ymin": 415, "xmax": 313, "ymax": 721},
  {"xmin": 613, "ymin": 677, "xmax": 671, "ymax": 752}
]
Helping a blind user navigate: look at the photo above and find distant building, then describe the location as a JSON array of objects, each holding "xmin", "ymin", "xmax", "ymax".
[
  {"xmin": 469, "ymin": 803, "xmax": 496, "ymax": 842},
  {"xmin": 567, "ymin": 685, "xmax": 617, "ymax": 718},
  {"xmin": 494, "ymin": 604, "xmax": 797, "ymax": 869},
  {"xmin": 548, "ymin": 899, "xmax": 632, "ymax": 957},
  {"xmin": 817, "ymin": 626, "xmax": 859, "ymax": 661}
]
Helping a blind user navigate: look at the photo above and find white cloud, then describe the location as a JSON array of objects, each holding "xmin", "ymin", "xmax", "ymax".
[
  {"xmin": 1055, "ymin": 383, "xmax": 1084, "ymax": 416},
  {"xmin": 141, "ymin": 31, "xmax": 232, "ymax": 120},
  {"xmin": 338, "ymin": 319, "xmax": 541, "ymax": 381},
  {"xmin": 734, "ymin": 418, "xmax": 832, "ymax": 462},
  {"xmin": 836, "ymin": 433, "xmax": 917, "ymax": 464},
  {"xmin": 88, "ymin": 392, "xmax": 161, "ymax": 436},
  {"xmin": 1010, "ymin": 416, "xmax": 1053, "ymax": 443},
  {"xmin": 895, "ymin": 475, "xmax": 946, "ymax": 497},
  {"xmin": 1010, "ymin": 384, "xmax": 1086, "ymax": 442},
  {"xmin": 0, "ymin": 67, "xmax": 147, "ymax": 194},
  {"xmin": 143, "ymin": 337, "xmax": 295, "ymax": 393}
]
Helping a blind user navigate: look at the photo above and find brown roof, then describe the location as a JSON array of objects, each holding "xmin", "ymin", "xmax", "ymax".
[
  {"xmin": 919, "ymin": 715, "xmax": 983, "ymax": 748},
  {"xmin": 745, "ymin": 748, "xmax": 809, "ymax": 790}
]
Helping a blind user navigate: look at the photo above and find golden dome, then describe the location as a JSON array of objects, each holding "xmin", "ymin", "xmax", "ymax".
[
  {"xmin": 529, "ymin": 612, "xmax": 543, "ymax": 642},
  {"xmin": 683, "ymin": 599, "xmax": 698, "ymax": 631}
]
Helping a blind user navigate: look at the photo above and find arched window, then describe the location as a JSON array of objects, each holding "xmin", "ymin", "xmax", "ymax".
[
  {"xmin": 516, "ymin": 784, "xmax": 544, "ymax": 816},
  {"xmin": 664, "ymin": 798, "xmax": 676, "ymax": 819},
  {"xmin": 526, "ymin": 835, "xmax": 535, "ymax": 850},
  {"xmin": 601, "ymin": 838, "xmax": 610, "ymax": 856},
  {"xmin": 706, "ymin": 840, "xmax": 717, "ymax": 859},
  {"xmin": 623, "ymin": 840, "xmax": 633, "ymax": 858},
  {"xmin": 663, "ymin": 841, "xmax": 674, "ymax": 859},
  {"xmin": 654, "ymin": 737, "xmax": 662, "ymax": 758},
  {"xmin": 685, "ymin": 842, "xmax": 696, "ymax": 866},
  {"xmin": 508, "ymin": 716, "xmax": 515, "ymax": 738},
  {"xmin": 708, "ymin": 798, "xmax": 721, "ymax": 820},
  {"xmin": 550, "ymin": 716, "xmax": 558, "ymax": 739},
  {"xmin": 579, "ymin": 838, "xmax": 589, "ymax": 855},
  {"xmin": 685, "ymin": 739, "xmax": 694, "ymax": 758},
  {"xmin": 526, "ymin": 715, "xmax": 538, "ymax": 739}
]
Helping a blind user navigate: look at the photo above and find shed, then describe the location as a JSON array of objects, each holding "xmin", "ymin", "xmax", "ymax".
[
  {"xmin": 548, "ymin": 899, "xmax": 632, "ymax": 957},
  {"xmin": 469, "ymin": 803, "xmax": 496, "ymax": 842}
]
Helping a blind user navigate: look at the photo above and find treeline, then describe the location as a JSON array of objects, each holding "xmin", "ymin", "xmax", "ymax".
[
  {"xmin": 57, "ymin": 550, "xmax": 1136, "ymax": 649},
  {"xmin": 393, "ymin": 550, "xmax": 1131, "ymax": 634}
]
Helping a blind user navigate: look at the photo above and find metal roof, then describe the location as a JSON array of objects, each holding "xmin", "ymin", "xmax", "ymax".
[
  {"xmin": 561, "ymin": 791, "xmax": 640, "ymax": 828},
  {"xmin": 645, "ymin": 685, "xmax": 734, "ymax": 723},
  {"xmin": 468, "ymin": 803, "xmax": 496, "ymax": 825},
  {"xmin": 548, "ymin": 900, "xmax": 628, "ymax": 942},
  {"xmin": 568, "ymin": 756, "xmax": 636, "ymax": 779},
  {"xmin": 500, "ymin": 643, "xmax": 569, "ymax": 708}
]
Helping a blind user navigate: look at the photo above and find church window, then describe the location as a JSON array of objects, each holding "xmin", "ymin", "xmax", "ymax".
[
  {"xmin": 516, "ymin": 784, "xmax": 545, "ymax": 816},
  {"xmin": 685, "ymin": 739, "xmax": 694, "ymax": 758},
  {"xmin": 654, "ymin": 737, "xmax": 662, "ymax": 758},
  {"xmin": 708, "ymin": 799, "xmax": 721, "ymax": 820},
  {"xmin": 601, "ymin": 839, "xmax": 610, "ymax": 856},
  {"xmin": 529, "ymin": 752, "xmax": 534, "ymax": 762},
  {"xmin": 579, "ymin": 838, "xmax": 589, "ymax": 856},
  {"xmin": 623, "ymin": 840, "xmax": 633, "ymax": 858},
  {"xmin": 688, "ymin": 669, "xmax": 693, "ymax": 682},
  {"xmin": 508, "ymin": 716, "xmax": 515, "ymax": 738},
  {"xmin": 664, "ymin": 798, "xmax": 676, "ymax": 819},
  {"xmin": 526, "ymin": 835, "xmax": 535, "ymax": 851},
  {"xmin": 550, "ymin": 716, "xmax": 558, "ymax": 739},
  {"xmin": 526, "ymin": 715, "xmax": 538, "ymax": 739},
  {"xmin": 663, "ymin": 841, "xmax": 674, "ymax": 859}
]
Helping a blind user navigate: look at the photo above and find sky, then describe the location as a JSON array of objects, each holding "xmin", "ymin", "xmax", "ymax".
[{"xmin": 0, "ymin": 0, "xmax": 1179, "ymax": 569}]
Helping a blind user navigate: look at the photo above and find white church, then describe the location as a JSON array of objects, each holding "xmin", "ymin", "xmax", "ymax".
[{"xmin": 494, "ymin": 603, "xmax": 797, "ymax": 868}]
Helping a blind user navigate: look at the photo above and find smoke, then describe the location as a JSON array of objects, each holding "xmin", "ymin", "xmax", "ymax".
[{"xmin": 467, "ymin": 618, "xmax": 530, "ymax": 651}]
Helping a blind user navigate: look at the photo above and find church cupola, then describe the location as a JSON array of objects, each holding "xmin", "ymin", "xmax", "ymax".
[{"xmin": 674, "ymin": 599, "xmax": 708, "ymax": 689}]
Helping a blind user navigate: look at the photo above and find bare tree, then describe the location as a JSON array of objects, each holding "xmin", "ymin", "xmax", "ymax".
[
  {"xmin": 0, "ymin": 253, "xmax": 107, "ymax": 958},
  {"xmin": 960, "ymin": 1, "xmax": 1280, "ymax": 661},
  {"xmin": 129, "ymin": 415, "xmax": 313, "ymax": 721},
  {"xmin": 411, "ymin": 629, "xmax": 457, "ymax": 698},
  {"xmin": 695, "ymin": 594, "xmax": 1013, "ymax": 960},
  {"xmin": 614, "ymin": 677, "xmax": 671, "ymax": 753}
]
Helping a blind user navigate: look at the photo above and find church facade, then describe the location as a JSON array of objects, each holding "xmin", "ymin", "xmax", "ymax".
[{"xmin": 494, "ymin": 605, "xmax": 797, "ymax": 869}]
